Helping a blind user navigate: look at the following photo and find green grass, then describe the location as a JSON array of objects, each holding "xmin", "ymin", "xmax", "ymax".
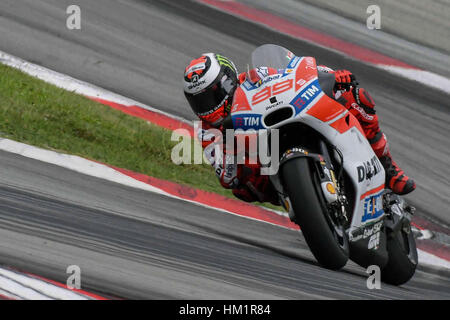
[{"xmin": 0, "ymin": 63, "xmax": 282, "ymax": 210}]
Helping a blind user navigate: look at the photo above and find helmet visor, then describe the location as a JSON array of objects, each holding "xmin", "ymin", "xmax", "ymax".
[{"xmin": 185, "ymin": 74, "xmax": 237, "ymax": 116}]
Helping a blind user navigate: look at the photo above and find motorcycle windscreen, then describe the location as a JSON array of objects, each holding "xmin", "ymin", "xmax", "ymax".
[{"xmin": 250, "ymin": 44, "xmax": 295, "ymax": 70}]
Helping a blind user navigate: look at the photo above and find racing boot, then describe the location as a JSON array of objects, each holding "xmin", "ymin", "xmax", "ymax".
[
  {"xmin": 340, "ymin": 87, "xmax": 416, "ymax": 195},
  {"xmin": 370, "ymin": 131, "xmax": 416, "ymax": 195}
]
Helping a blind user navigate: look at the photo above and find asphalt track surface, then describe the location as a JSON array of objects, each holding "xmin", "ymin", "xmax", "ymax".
[{"xmin": 0, "ymin": 0, "xmax": 449, "ymax": 299}]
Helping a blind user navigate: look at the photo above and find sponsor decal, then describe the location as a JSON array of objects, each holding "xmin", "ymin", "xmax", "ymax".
[
  {"xmin": 185, "ymin": 56, "xmax": 208, "ymax": 79},
  {"xmin": 301, "ymin": 84, "xmax": 320, "ymax": 100},
  {"xmin": 368, "ymin": 232, "xmax": 381, "ymax": 250},
  {"xmin": 186, "ymin": 64, "xmax": 205, "ymax": 77},
  {"xmin": 266, "ymin": 101, "xmax": 284, "ymax": 111},
  {"xmin": 242, "ymin": 74, "xmax": 287, "ymax": 92},
  {"xmin": 352, "ymin": 103, "xmax": 374, "ymax": 121},
  {"xmin": 357, "ymin": 156, "xmax": 382, "ymax": 182},
  {"xmin": 232, "ymin": 114, "xmax": 264, "ymax": 130},
  {"xmin": 188, "ymin": 73, "xmax": 207, "ymax": 90},
  {"xmin": 197, "ymin": 96, "xmax": 228, "ymax": 116},
  {"xmin": 296, "ymin": 79, "xmax": 307, "ymax": 87},
  {"xmin": 281, "ymin": 147, "xmax": 309, "ymax": 161},
  {"xmin": 284, "ymin": 199, "xmax": 290, "ymax": 211},
  {"xmin": 187, "ymin": 81, "xmax": 206, "ymax": 90},
  {"xmin": 255, "ymin": 67, "xmax": 269, "ymax": 79},
  {"xmin": 350, "ymin": 220, "xmax": 383, "ymax": 242},
  {"xmin": 364, "ymin": 221, "xmax": 383, "ymax": 239},
  {"xmin": 287, "ymin": 56, "xmax": 301, "ymax": 69},
  {"xmin": 291, "ymin": 96, "xmax": 307, "ymax": 110},
  {"xmin": 192, "ymin": 74, "xmax": 200, "ymax": 83},
  {"xmin": 326, "ymin": 183, "xmax": 336, "ymax": 195},
  {"xmin": 290, "ymin": 79, "xmax": 322, "ymax": 114},
  {"xmin": 257, "ymin": 74, "xmax": 282, "ymax": 87},
  {"xmin": 361, "ymin": 191, "xmax": 384, "ymax": 223},
  {"xmin": 242, "ymin": 80, "xmax": 258, "ymax": 91},
  {"xmin": 288, "ymin": 147, "xmax": 309, "ymax": 155},
  {"xmin": 305, "ymin": 57, "xmax": 316, "ymax": 70},
  {"xmin": 216, "ymin": 54, "xmax": 236, "ymax": 72}
]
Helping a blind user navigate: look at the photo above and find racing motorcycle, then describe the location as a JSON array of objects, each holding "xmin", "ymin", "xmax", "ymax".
[{"xmin": 226, "ymin": 44, "xmax": 418, "ymax": 285}]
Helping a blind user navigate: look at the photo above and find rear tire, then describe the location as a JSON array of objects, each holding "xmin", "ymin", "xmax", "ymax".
[
  {"xmin": 381, "ymin": 225, "xmax": 417, "ymax": 285},
  {"xmin": 281, "ymin": 157, "xmax": 348, "ymax": 270}
]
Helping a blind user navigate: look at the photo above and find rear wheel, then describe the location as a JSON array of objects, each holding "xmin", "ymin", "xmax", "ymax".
[{"xmin": 281, "ymin": 157, "xmax": 349, "ymax": 270}]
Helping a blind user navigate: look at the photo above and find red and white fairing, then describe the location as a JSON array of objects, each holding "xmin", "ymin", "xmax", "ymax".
[{"xmin": 230, "ymin": 55, "xmax": 386, "ymax": 233}]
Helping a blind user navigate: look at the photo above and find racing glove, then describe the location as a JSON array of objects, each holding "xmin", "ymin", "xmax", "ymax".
[
  {"xmin": 211, "ymin": 149, "xmax": 241, "ymax": 189},
  {"xmin": 217, "ymin": 162, "xmax": 241, "ymax": 189},
  {"xmin": 334, "ymin": 69, "xmax": 358, "ymax": 91}
]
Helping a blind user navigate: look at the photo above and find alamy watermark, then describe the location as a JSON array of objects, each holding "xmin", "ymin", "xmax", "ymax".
[
  {"xmin": 66, "ymin": 265, "xmax": 81, "ymax": 290},
  {"xmin": 171, "ymin": 122, "xmax": 280, "ymax": 175},
  {"xmin": 367, "ymin": 5, "xmax": 381, "ymax": 30},
  {"xmin": 366, "ymin": 265, "xmax": 381, "ymax": 289},
  {"xmin": 66, "ymin": 5, "xmax": 81, "ymax": 30}
]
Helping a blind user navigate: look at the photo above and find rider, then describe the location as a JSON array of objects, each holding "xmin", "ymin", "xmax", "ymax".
[{"xmin": 183, "ymin": 53, "xmax": 416, "ymax": 205}]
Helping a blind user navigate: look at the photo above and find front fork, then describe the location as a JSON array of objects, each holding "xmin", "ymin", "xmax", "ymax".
[
  {"xmin": 383, "ymin": 192, "xmax": 418, "ymax": 265},
  {"xmin": 383, "ymin": 193, "xmax": 415, "ymax": 235},
  {"xmin": 316, "ymin": 141, "xmax": 349, "ymax": 226},
  {"xmin": 271, "ymin": 142, "xmax": 347, "ymax": 223}
]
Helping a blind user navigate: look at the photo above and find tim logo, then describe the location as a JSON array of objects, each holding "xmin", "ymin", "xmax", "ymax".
[
  {"xmin": 233, "ymin": 115, "xmax": 263, "ymax": 130},
  {"xmin": 290, "ymin": 79, "xmax": 322, "ymax": 113},
  {"xmin": 301, "ymin": 85, "xmax": 320, "ymax": 101},
  {"xmin": 361, "ymin": 191, "xmax": 384, "ymax": 223}
]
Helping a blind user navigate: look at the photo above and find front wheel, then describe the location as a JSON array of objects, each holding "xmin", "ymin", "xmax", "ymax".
[
  {"xmin": 281, "ymin": 157, "xmax": 349, "ymax": 270},
  {"xmin": 381, "ymin": 223, "xmax": 418, "ymax": 285}
]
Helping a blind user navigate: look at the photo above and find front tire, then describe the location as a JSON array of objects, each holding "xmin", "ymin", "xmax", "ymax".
[
  {"xmin": 281, "ymin": 157, "xmax": 349, "ymax": 270},
  {"xmin": 381, "ymin": 224, "xmax": 418, "ymax": 285}
]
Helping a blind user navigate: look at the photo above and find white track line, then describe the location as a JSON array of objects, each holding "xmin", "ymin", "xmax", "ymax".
[
  {"xmin": 0, "ymin": 274, "xmax": 51, "ymax": 300},
  {"xmin": 378, "ymin": 65, "xmax": 450, "ymax": 95},
  {"xmin": 0, "ymin": 138, "xmax": 169, "ymax": 197},
  {"xmin": 417, "ymin": 251, "xmax": 450, "ymax": 270},
  {"xmin": 0, "ymin": 268, "xmax": 89, "ymax": 300}
]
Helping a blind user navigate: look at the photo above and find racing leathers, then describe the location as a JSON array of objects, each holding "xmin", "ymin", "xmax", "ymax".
[{"xmin": 197, "ymin": 66, "xmax": 416, "ymax": 206}]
